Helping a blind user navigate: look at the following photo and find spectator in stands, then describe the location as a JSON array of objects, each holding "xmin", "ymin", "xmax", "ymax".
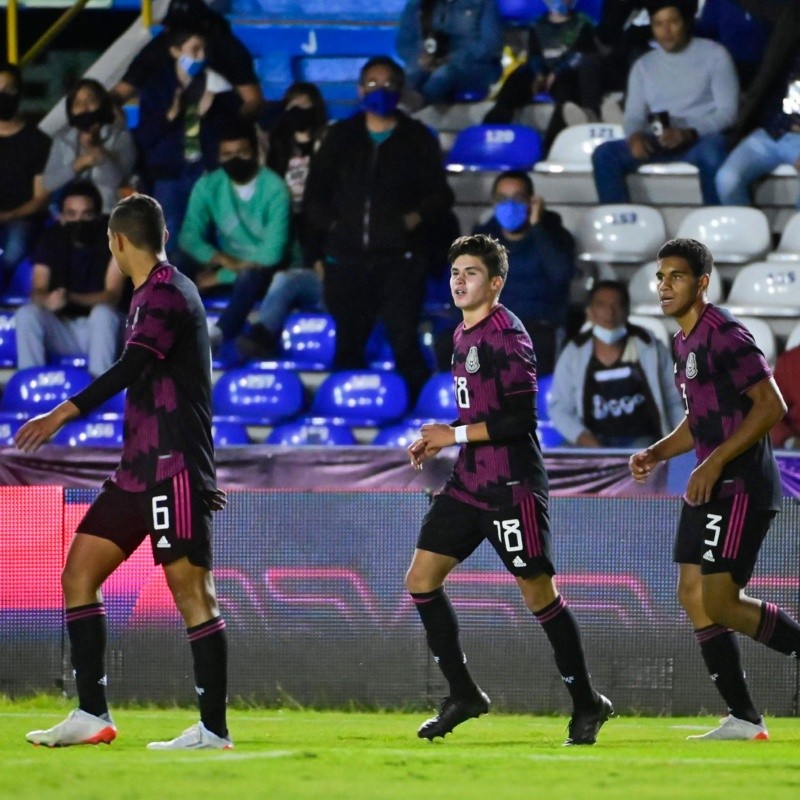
[
  {"xmin": 549, "ymin": 280, "xmax": 683, "ymax": 447},
  {"xmin": 236, "ymin": 82, "xmax": 328, "ymax": 361},
  {"xmin": 396, "ymin": 0, "xmax": 503, "ymax": 107},
  {"xmin": 715, "ymin": 46, "xmax": 800, "ymax": 208},
  {"xmin": 695, "ymin": 0, "xmax": 771, "ymax": 89},
  {"xmin": 770, "ymin": 344, "xmax": 800, "ymax": 449},
  {"xmin": 0, "ymin": 62, "xmax": 51, "ymax": 291},
  {"xmin": 112, "ymin": 0, "xmax": 264, "ymax": 119},
  {"xmin": 483, "ymin": 0, "xmax": 601, "ymax": 151},
  {"xmin": 591, "ymin": 0, "xmax": 738, "ymax": 206},
  {"xmin": 473, "ymin": 170, "xmax": 576, "ymax": 376},
  {"xmin": 15, "ymin": 181, "xmax": 124, "ymax": 377},
  {"xmin": 177, "ymin": 121, "xmax": 290, "ymax": 352},
  {"xmin": 134, "ymin": 26, "xmax": 241, "ymax": 255},
  {"xmin": 303, "ymin": 56, "xmax": 454, "ymax": 402},
  {"xmin": 43, "ymin": 79, "xmax": 136, "ymax": 214}
]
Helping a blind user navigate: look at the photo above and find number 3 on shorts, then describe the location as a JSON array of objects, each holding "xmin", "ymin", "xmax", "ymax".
[{"xmin": 152, "ymin": 495, "xmax": 170, "ymax": 530}]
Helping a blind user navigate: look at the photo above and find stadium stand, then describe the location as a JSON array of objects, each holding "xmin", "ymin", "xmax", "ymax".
[
  {"xmin": 676, "ymin": 206, "xmax": 772, "ymax": 266},
  {"xmin": 767, "ymin": 212, "xmax": 800, "ymax": 263},
  {"xmin": 212, "ymin": 366, "xmax": 305, "ymax": 425},
  {"xmin": 51, "ymin": 418, "xmax": 124, "ymax": 447},
  {"xmin": 0, "ymin": 366, "xmax": 92, "ymax": 418},
  {"xmin": 736, "ymin": 316, "xmax": 777, "ymax": 366},
  {"xmin": 405, "ymin": 371, "xmax": 457, "ymax": 425},
  {"xmin": 309, "ymin": 369, "xmax": 408, "ymax": 427},
  {"xmin": 724, "ymin": 262, "xmax": 800, "ymax": 339},
  {"xmin": 267, "ymin": 418, "xmax": 357, "ymax": 446},
  {"xmin": 212, "ymin": 421, "xmax": 252, "ymax": 447}
]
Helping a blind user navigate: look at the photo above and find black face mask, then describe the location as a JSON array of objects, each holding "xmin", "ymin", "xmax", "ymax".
[
  {"xmin": 0, "ymin": 91, "xmax": 20, "ymax": 121},
  {"xmin": 282, "ymin": 106, "xmax": 316, "ymax": 132},
  {"xmin": 68, "ymin": 109, "xmax": 108, "ymax": 132},
  {"xmin": 63, "ymin": 219, "xmax": 101, "ymax": 247},
  {"xmin": 222, "ymin": 157, "xmax": 259, "ymax": 184}
]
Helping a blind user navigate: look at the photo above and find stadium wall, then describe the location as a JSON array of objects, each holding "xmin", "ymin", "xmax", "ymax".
[{"xmin": 1, "ymin": 486, "xmax": 798, "ymax": 716}]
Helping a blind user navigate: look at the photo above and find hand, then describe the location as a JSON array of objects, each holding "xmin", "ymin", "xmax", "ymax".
[
  {"xmin": 45, "ymin": 288, "xmax": 67, "ymax": 312},
  {"xmin": 628, "ymin": 132, "xmax": 654, "ymax": 160},
  {"xmin": 195, "ymin": 269, "xmax": 220, "ymax": 292},
  {"xmin": 684, "ymin": 456, "xmax": 723, "ymax": 506},
  {"xmin": 658, "ymin": 127, "xmax": 690, "ymax": 150},
  {"xmin": 544, "ymin": 72, "xmax": 557, "ymax": 92},
  {"xmin": 529, "ymin": 195, "xmax": 544, "ymax": 226},
  {"xmin": 407, "ymin": 435, "xmax": 442, "ymax": 470},
  {"xmin": 313, "ymin": 259, "xmax": 325, "ymax": 282},
  {"xmin": 15, "ymin": 411, "xmax": 65, "ymax": 453},
  {"xmin": 167, "ymin": 86, "xmax": 184, "ymax": 121},
  {"xmin": 576, "ymin": 430, "xmax": 601, "ymax": 448},
  {"xmin": 78, "ymin": 129, "xmax": 101, "ymax": 148},
  {"xmin": 629, "ymin": 447, "xmax": 658, "ymax": 483},
  {"xmin": 204, "ymin": 488, "xmax": 227, "ymax": 512},
  {"xmin": 211, "ymin": 252, "xmax": 240, "ymax": 272},
  {"xmin": 403, "ymin": 211, "xmax": 422, "ymax": 231}
]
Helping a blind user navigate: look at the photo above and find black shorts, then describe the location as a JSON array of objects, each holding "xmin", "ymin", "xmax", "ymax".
[
  {"xmin": 78, "ymin": 470, "xmax": 214, "ymax": 570},
  {"xmin": 417, "ymin": 491, "xmax": 555, "ymax": 579},
  {"xmin": 673, "ymin": 493, "xmax": 775, "ymax": 587}
]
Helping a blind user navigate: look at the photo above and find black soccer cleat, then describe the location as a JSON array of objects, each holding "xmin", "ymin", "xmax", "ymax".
[
  {"xmin": 564, "ymin": 694, "xmax": 614, "ymax": 746},
  {"xmin": 417, "ymin": 690, "xmax": 491, "ymax": 740}
]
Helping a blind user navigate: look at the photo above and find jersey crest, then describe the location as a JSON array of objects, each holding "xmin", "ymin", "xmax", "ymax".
[
  {"xmin": 465, "ymin": 345, "xmax": 480, "ymax": 373},
  {"xmin": 685, "ymin": 352, "xmax": 698, "ymax": 379}
]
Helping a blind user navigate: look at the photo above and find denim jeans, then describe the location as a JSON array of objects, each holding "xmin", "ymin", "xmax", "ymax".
[
  {"xmin": 152, "ymin": 161, "xmax": 205, "ymax": 255},
  {"xmin": 407, "ymin": 60, "xmax": 500, "ymax": 104},
  {"xmin": 716, "ymin": 128, "xmax": 800, "ymax": 207},
  {"xmin": 257, "ymin": 268, "xmax": 322, "ymax": 333},
  {"xmin": 592, "ymin": 133, "xmax": 729, "ymax": 205},
  {"xmin": 0, "ymin": 219, "xmax": 37, "ymax": 288}
]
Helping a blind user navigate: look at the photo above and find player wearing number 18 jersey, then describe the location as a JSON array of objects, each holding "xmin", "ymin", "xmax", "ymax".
[
  {"xmin": 15, "ymin": 195, "xmax": 231, "ymax": 750},
  {"xmin": 631, "ymin": 237, "xmax": 800, "ymax": 741},
  {"xmin": 406, "ymin": 234, "xmax": 612, "ymax": 745}
]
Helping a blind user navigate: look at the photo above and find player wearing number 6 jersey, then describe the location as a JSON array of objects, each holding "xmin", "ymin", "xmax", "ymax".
[
  {"xmin": 631, "ymin": 237, "xmax": 800, "ymax": 741},
  {"xmin": 15, "ymin": 194, "xmax": 231, "ymax": 750},
  {"xmin": 406, "ymin": 234, "xmax": 612, "ymax": 745}
]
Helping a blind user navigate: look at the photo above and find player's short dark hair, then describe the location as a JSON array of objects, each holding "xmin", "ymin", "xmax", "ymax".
[
  {"xmin": 359, "ymin": 56, "xmax": 405, "ymax": 91},
  {"xmin": 60, "ymin": 180, "xmax": 103, "ymax": 214},
  {"xmin": 109, "ymin": 194, "xmax": 165, "ymax": 253},
  {"xmin": 588, "ymin": 279, "xmax": 630, "ymax": 310},
  {"xmin": 657, "ymin": 237, "xmax": 713, "ymax": 277},
  {"xmin": 448, "ymin": 234, "xmax": 509, "ymax": 281},
  {"xmin": 218, "ymin": 119, "xmax": 259, "ymax": 155},
  {"xmin": 492, "ymin": 170, "xmax": 534, "ymax": 197},
  {"xmin": 0, "ymin": 62, "xmax": 21, "ymax": 92}
]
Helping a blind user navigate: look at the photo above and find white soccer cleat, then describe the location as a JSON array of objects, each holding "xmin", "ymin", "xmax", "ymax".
[
  {"xmin": 146, "ymin": 722, "xmax": 233, "ymax": 750},
  {"xmin": 687, "ymin": 714, "xmax": 769, "ymax": 741},
  {"xmin": 26, "ymin": 708, "xmax": 117, "ymax": 747}
]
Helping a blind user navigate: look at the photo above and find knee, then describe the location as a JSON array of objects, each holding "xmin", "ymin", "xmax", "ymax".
[
  {"xmin": 61, "ymin": 563, "xmax": 97, "ymax": 597},
  {"xmin": 519, "ymin": 577, "xmax": 557, "ymax": 613},
  {"xmin": 677, "ymin": 577, "xmax": 701, "ymax": 615},
  {"xmin": 592, "ymin": 141, "xmax": 622, "ymax": 169},
  {"xmin": 15, "ymin": 303, "xmax": 42, "ymax": 331},
  {"xmin": 404, "ymin": 565, "xmax": 440, "ymax": 595},
  {"xmin": 701, "ymin": 591, "xmax": 735, "ymax": 626}
]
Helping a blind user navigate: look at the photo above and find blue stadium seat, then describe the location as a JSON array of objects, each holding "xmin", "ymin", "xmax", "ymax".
[
  {"xmin": 0, "ymin": 258, "xmax": 34, "ymax": 307},
  {"xmin": 538, "ymin": 421, "xmax": 565, "ymax": 448},
  {"xmin": 50, "ymin": 354, "xmax": 88, "ymax": 369},
  {"xmin": 212, "ymin": 367, "xmax": 305, "ymax": 424},
  {"xmin": 52, "ymin": 418, "xmax": 124, "ymax": 447},
  {"xmin": 497, "ymin": 0, "xmax": 602, "ymax": 24},
  {"xmin": 371, "ymin": 422, "xmax": 421, "ymax": 448},
  {"xmin": 310, "ymin": 370, "xmax": 408, "ymax": 426},
  {"xmin": 0, "ymin": 310, "xmax": 16, "ymax": 368},
  {"xmin": 273, "ymin": 312, "xmax": 336, "ymax": 371},
  {"xmin": 0, "ymin": 366, "xmax": 92, "ymax": 415},
  {"xmin": 0, "ymin": 417, "xmax": 22, "ymax": 445},
  {"xmin": 537, "ymin": 372, "xmax": 554, "ymax": 422},
  {"xmin": 365, "ymin": 323, "xmax": 395, "ymax": 371},
  {"xmin": 446, "ymin": 125, "xmax": 543, "ymax": 172},
  {"xmin": 212, "ymin": 421, "xmax": 251, "ymax": 446},
  {"xmin": 267, "ymin": 418, "xmax": 356, "ymax": 446},
  {"xmin": 407, "ymin": 372, "xmax": 456, "ymax": 424}
]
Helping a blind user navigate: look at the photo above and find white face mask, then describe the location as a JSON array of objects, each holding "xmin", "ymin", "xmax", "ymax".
[{"xmin": 593, "ymin": 324, "xmax": 627, "ymax": 345}]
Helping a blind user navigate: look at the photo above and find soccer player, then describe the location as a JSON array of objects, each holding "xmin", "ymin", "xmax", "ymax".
[
  {"xmin": 16, "ymin": 194, "xmax": 231, "ymax": 750},
  {"xmin": 630, "ymin": 237, "xmax": 800, "ymax": 740},
  {"xmin": 406, "ymin": 234, "xmax": 612, "ymax": 745}
]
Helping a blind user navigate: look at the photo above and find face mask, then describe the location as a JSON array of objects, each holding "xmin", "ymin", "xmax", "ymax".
[
  {"xmin": 494, "ymin": 199, "xmax": 529, "ymax": 232},
  {"xmin": 283, "ymin": 106, "xmax": 316, "ymax": 132},
  {"xmin": 361, "ymin": 88, "xmax": 401, "ymax": 117},
  {"xmin": 0, "ymin": 91, "xmax": 20, "ymax": 121},
  {"xmin": 222, "ymin": 156, "xmax": 258, "ymax": 184},
  {"xmin": 63, "ymin": 219, "xmax": 100, "ymax": 247},
  {"xmin": 177, "ymin": 54, "xmax": 206, "ymax": 79},
  {"xmin": 593, "ymin": 324, "xmax": 628, "ymax": 345},
  {"xmin": 69, "ymin": 109, "xmax": 106, "ymax": 132}
]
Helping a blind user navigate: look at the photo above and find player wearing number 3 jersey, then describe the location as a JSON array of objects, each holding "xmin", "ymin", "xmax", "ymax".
[
  {"xmin": 406, "ymin": 234, "xmax": 612, "ymax": 745},
  {"xmin": 15, "ymin": 194, "xmax": 231, "ymax": 750},
  {"xmin": 631, "ymin": 237, "xmax": 800, "ymax": 741}
]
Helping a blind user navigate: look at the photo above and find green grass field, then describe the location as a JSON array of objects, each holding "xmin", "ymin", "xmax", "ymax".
[{"xmin": 2, "ymin": 696, "xmax": 800, "ymax": 800}]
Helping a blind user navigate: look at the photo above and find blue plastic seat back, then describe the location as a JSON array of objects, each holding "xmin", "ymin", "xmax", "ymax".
[
  {"xmin": 267, "ymin": 418, "xmax": 356, "ymax": 446},
  {"xmin": 0, "ymin": 258, "xmax": 34, "ymax": 307},
  {"xmin": 0, "ymin": 310, "xmax": 16, "ymax": 368},
  {"xmin": 365, "ymin": 323, "xmax": 395, "ymax": 371},
  {"xmin": 447, "ymin": 125, "xmax": 543, "ymax": 172},
  {"xmin": 0, "ymin": 366, "xmax": 92, "ymax": 414},
  {"xmin": 212, "ymin": 367, "xmax": 305, "ymax": 424},
  {"xmin": 310, "ymin": 370, "xmax": 408, "ymax": 426},
  {"xmin": 537, "ymin": 372, "xmax": 554, "ymax": 422},
  {"xmin": 497, "ymin": 0, "xmax": 602, "ymax": 23},
  {"xmin": 278, "ymin": 312, "xmax": 336, "ymax": 370},
  {"xmin": 212, "ymin": 421, "xmax": 251, "ymax": 446},
  {"xmin": 371, "ymin": 422, "xmax": 422, "ymax": 448},
  {"xmin": 52, "ymin": 418, "xmax": 124, "ymax": 447},
  {"xmin": 538, "ymin": 421, "xmax": 565, "ymax": 448},
  {"xmin": 409, "ymin": 372, "xmax": 456, "ymax": 423}
]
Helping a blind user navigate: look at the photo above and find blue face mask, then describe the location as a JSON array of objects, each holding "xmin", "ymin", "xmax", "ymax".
[
  {"xmin": 178, "ymin": 54, "xmax": 206, "ymax": 78},
  {"xmin": 494, "ymin": 199, "xmax": 530, "ymax": 232},
  {"xmin": 361, "ymin": 88, "xmax": 401, "ymax": 117}
]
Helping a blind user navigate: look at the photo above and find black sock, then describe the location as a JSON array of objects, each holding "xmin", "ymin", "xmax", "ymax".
[
  {"xmin": 411, "ymin": 588, "xmax": 478, "ymax": 699},
  {"xmin": 695, "ymin": 624, "xmax": 760, "ymax": 724},
  {"xmin": 755, "ymin": 602, "xmax": 800, "ymax": 658},
  {"xmin": 66, "ymin": 603, "xmax": 109, "ymax": 718},
  {"xmin": 188, "ymin": 617, "xmax": 229, "ymax": 738},
  {"xmin": 533, "ymin": 596, "xmax": 598, "ymax": 712}
]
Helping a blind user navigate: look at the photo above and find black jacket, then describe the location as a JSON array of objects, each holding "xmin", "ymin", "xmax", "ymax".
[{"xmin": 303, "ymin": 111, "xmax": 454, "ymax": 264}]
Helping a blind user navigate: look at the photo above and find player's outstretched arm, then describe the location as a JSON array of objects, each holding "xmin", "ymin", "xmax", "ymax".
[
  {"xmin": 629, "ymin": 417, "xmax": 694, "ymax": 482},
  {"xmin": 14, "ymin": 400, "xmax": 80, "ymax": 453}
]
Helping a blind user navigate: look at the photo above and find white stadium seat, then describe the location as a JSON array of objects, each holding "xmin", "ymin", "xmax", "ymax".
[
  {"xmin": 784, "ymin": 321, "xmax": 800, "ymax": 353},
  {"xmin": 724, "ymin": 262, "xmax": 800, "ymax": 338},
  {"xmin": 676, "ymin": 207, "xmax": 771, "ymax": 264},
  {"xmin": 577, "ymin": 204, "xmax": 665, "ymax": 264},
  {"xmin": 628, "ymin": 261, "xmax": 724, "ymax": 316},
  {"xmin": 535, "ymin": 123, "xmax": 624, "ymax": 174},
  {"xmin": 737, "ymin": 317, "xmax": 777, "ymax": 365},
  {"xmin": 628, "ymin": 314, "xmax": 670, "ymax": 346},
  {"xmin": 767, "ymin": 212, "xmax": 800, "ymax": 263}
]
